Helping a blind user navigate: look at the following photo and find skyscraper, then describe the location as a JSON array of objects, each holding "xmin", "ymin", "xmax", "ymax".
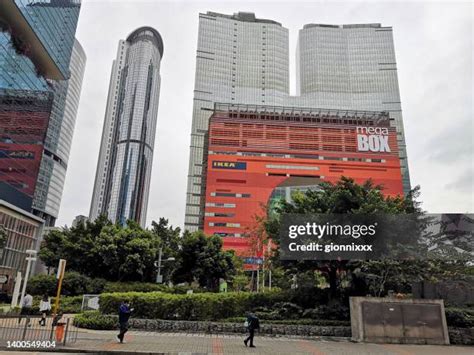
[
  {"xmin": 32, "ymin": 39, "xmax": 86, "ymax": 226},
  {"xmin": 0, "ymin": 0, "xmax": 81, "ymax": 221},
  {"xmin": 89, "ymin": 27, "xmax": 164, "ymax": 227},
  {"xmin": 296, "ymin": 24, "xmax": 410, "ymax": 193},
  {"xmin": 185, "ymin": 12, "xmax": 411, "ymax": 231},
  {"xmin": 185, "ymin": 12, "xmax": 290, "ymax": 231}
]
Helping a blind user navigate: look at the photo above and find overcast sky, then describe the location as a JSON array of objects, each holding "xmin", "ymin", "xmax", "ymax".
[{"xmin": 56, "ymin": 0, "xmax": 473, "ymax": 229}]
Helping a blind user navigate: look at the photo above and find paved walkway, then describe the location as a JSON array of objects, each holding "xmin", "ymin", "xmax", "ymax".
[{"xmin": 2, "ymin": 329, "xmax": 470, "ymax": 355}]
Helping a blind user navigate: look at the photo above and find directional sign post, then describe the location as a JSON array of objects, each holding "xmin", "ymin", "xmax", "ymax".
[{"xmin": 53, "ymin": 259, "xmax": 67, "ymax": 316}]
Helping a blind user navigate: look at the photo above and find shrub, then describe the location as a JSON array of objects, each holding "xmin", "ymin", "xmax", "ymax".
[
  {"xmin": 284, "ymin": 287, "xmax": 330, "ymax": 309},
  {"xmin": 99, "ymin": 291, "xmax": 286, "ymax": 321},
  {"xmin": 445, "ymin": 307, "xmax": 474, "ymax": 328},
  {"xmin": 102, "ymin": 282, "xmax": 205, "ymax": 294},
  {"xmin": 27, "ymin": 272, "xmax": 106, "ymax": 296},
  {"xmin": 26, "ymin": 274, "xmax": 57, "ymax": 296},
  {"xmin": 302, "ymin": 304, "xmax": 350, "ymax": 321},
  {"xmin": 103, "ymin": 282, "xmax": 167, "ymax": 293},
  {"xmin": 74, "ymin": 311, "xmax": 117, "ymax": 330},
  {"xmin": 56, "ymin": 295, "xmax": 83, "ymax": 313}
]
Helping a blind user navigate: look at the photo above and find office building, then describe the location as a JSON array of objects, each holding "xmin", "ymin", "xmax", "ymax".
[
  {"xmin": 185, "ymin": 12, "xmax": 410, "ymax": 231},
  {"xmin": 33, "ymin": 39, "xmax": 86, "ymax": 226},
  {"xmin": 203, "ymin": 104, "xmax": 403, "ymax": 258},
  {"xmin": 89, "ymin": 27, "xmax": 164, "ymax": 227},
  {"xmin": 0, "ymin": 0, "xmax": 81, "ymax": 225},
  {"xmin": 71, "ymin": 214, "xmax": 87, "ymax": 227},
  {"xmin": 295, "ymin": 23, "xmax": 410, "ymax": 193},
  {"xmin": 185, "ymin": 12, "xmax": 290, "ymax": 231},
  {"xmin": 0, "ymin": 199, "xmax": 44, "ymax": 295}
]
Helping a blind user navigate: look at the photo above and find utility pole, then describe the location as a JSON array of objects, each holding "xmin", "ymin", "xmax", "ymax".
[
  {"xmin": 155, "ymin": 248, "xmax": 175, "ymax": 284},
  {"xmin": 19, "ymin": 250, "xmax": 36, "ymax": 307}
]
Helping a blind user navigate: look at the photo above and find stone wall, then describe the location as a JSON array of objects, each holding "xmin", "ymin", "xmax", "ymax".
[
  {"xmin": 78, "ymin": 316, "xmax": 473, "ymax": 345},
  {"xmin": 128, "ymin": 318, "xmax": 351, "ymax": 338}
]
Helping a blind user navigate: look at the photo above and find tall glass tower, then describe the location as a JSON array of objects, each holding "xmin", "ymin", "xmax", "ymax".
[
  {"xmin": 295, "ymin": 24, "xmax": 410, "ymax": 193},
  {"xmin": 184, "ymin": 13, "xmax": 411, "ymax": 231},
  {"xmin": 185, "ymin": 12, "xmax": 290, "ymax": 231},
  {"xmin": 33, "ymin": 39, "xmax": 86, "ymax": 225},
  {"xmin": 0, "ymin": 0, "xmax": 81, "ymax": 221},
  {"xmin": 89, "ymin": 27, "xmax": 164, "ymax": 227}
]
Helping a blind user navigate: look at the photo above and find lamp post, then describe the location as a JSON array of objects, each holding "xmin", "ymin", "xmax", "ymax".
[
  {"xmin": 155, "ymin": 248, "xmax": 175, "ymax": 283},
  {"xmin": 19, "ymin": 249, "xmax": 36, "ymax": 307}
]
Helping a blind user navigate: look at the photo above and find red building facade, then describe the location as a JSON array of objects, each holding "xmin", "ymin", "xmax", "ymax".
[{"xmin": 203, "ymin": 104, "xmax": 404, "ymax": 259}]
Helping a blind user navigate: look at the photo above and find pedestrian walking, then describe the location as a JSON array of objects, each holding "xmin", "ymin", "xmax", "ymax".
[
  {"xmin": 18, "ymin": 292, "xmax": 33, "ymax": 324},
  {"xmin": 116, "ymin": 300, "xmax": 133, "ymax": 343},
  {"xmin": 39, "ymin": 294, "xmax": 51, "ymax": 326},
  {"xmin": 244, "ymin": 312, "xmax": 260, "ymax": 348}
]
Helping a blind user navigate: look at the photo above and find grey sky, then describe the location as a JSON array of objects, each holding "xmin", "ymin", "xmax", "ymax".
[{"xmin": 56, "ymin": 0, "xmax": 474, "ymax": 228}]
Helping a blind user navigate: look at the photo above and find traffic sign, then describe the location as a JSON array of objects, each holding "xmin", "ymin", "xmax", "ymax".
[{"xmin": 0, "ymin": 275, "xmax": 8, "ymax": 284}]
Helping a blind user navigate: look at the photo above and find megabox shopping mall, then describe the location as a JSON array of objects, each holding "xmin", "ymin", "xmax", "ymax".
[{"xmin": 202, "ymin": 103, "xmax": 403, "ymax": 266}]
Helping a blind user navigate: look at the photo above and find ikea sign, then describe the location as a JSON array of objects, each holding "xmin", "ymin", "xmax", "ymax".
[
  {"xmin": 356, "ymin": 126, "xmax": 391, "ymax": 153},
  {"xmin": 212, "ymin": 161, "xmax": 247, "ymax": 170}
]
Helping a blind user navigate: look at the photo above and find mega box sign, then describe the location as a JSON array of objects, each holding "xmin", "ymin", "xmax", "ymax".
[{"xmin": 356, "ymin": 126, "xmax": 391, "ymax": 153}]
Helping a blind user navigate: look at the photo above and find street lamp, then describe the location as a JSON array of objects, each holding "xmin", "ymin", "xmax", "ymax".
[
  {"xmin": 155, "ymin": 247, "xmax": 175, "ymax": 284},
  {"xmin": 19, "ymin": 249, "xmax": 36, "ymax": 307}
]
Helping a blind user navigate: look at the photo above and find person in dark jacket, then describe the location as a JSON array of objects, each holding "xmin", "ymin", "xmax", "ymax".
[
  {"xmin": 244, "ymin": 312, "xmax": 260, "ymax": 348},
  {"xmin": 116, "ymin": 300, "xmax": 133, "ymax": 343}
]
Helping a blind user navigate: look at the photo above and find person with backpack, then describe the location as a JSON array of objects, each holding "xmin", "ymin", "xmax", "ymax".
[
  {"xmin": 116, "ymin": 300, "xmax": 134, "ymax": 343},
  {"xmin": 244, "ymin": 312, "xmax": 260, "ymax": 348}
]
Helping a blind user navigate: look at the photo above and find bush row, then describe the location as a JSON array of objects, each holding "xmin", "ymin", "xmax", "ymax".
[
  {"xmin": 27, "ymin": 272, "xmax": 204, "ymax": 296},
  {"xmin": 99, "ymin": 291, "xmax": 287, "ymax": 321},
  {"xmin": 74, "ymin": 311, "xmax": 117, "ymax": 330}
]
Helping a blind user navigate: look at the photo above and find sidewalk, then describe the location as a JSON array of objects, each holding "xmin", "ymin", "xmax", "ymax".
[{"xmin": 2, "ymin": 329, "xmax": 470, "ymax": 355}]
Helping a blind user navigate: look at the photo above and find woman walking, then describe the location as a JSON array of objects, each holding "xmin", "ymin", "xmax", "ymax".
[{"xmin": 39, "ymin": 294, "xmax": 51, "ymax": 326}]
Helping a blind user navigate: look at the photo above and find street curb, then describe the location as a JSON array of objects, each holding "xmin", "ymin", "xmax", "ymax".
[{"xmin": 0, "ymin": 348, "xmax": 183, "ymax": 355}]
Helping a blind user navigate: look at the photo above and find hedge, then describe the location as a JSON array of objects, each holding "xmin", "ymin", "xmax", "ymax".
[
  {"xmin": 99, "ymin": 291, "xmax": 287, "ymax": 321},
  {"xmin": 27, "ymin": 272, "xmax": 203, "ymax": 296},
  {"xmin": 74, "ymin": 311, "xmax": 117, "ymax": 330}
]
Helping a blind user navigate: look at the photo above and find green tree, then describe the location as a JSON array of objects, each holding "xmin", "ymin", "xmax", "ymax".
[
  {"xmin": 39, "ymin": 216, "xmax": 163, "ymax": 282},
  {"xmin": 265, "ymin": 176, "xmax": 421, "ymax": 298},
  {"xmin": 172, "ymin": 231, "xmax": 236, "ymax": 290},
  {"xmin": 150, "ymin": 218, "xmax": 181, "ymax": 283}
]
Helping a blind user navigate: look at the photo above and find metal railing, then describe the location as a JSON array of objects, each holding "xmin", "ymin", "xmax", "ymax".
[{"xmin": 0, "ymin": 314, "xmax": 78, "ymax": 346}]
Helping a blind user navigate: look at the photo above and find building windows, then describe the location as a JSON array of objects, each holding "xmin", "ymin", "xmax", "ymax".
[
  {"xmin": 205, "ymin": 212, "xmax": 235, "ymax": 218},
  {"xmin": 209, "ymin": 222, "xmax": 240, "ymax": 228},
  {"xmin": 266, "ymin": 164, "xmax": 320, "ymax": 171},
  {"xmin": 210, "ymin": 192, "xmax": 251, "ymax": 198},
  {"xmin": 205, "ymin": 202, "xmax": 236, "ymax": 208}
]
